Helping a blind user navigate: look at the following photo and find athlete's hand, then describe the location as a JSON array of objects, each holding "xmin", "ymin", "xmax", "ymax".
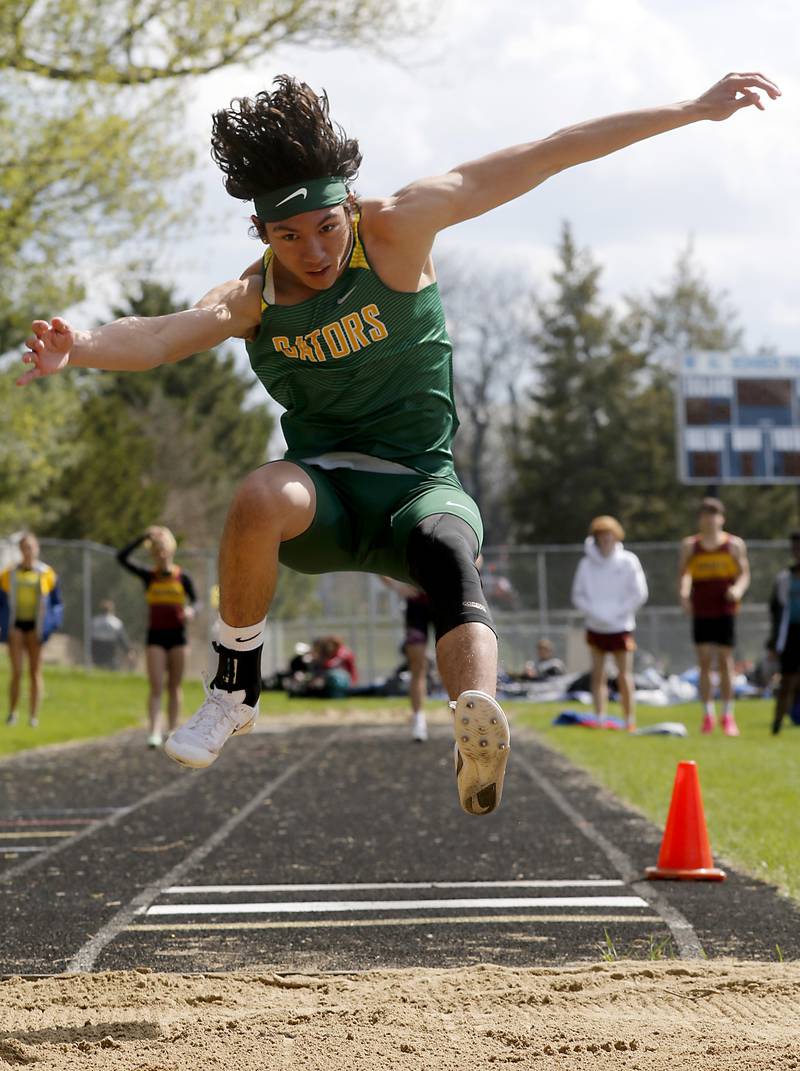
[
  {"xmin": 18, "ymin": 318, "xmax": 75, "ymax": 386},
  {"xmin": 724, "ymin": 587, "xmax": 740, "ymax": 603},
  {"xmin": 694, "ymin": 72, "xmax": 781, "ymax": 121},
  {"xmin": 680, "ymin": 594, "xmax": 692, "ymax": 615}
]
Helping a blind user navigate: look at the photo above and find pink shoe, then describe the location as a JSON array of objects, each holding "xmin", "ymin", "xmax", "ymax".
[
  {"xmin": 701, "ymin": 713, "xmax": 716, "ymax": 734},
  {"xmin": 721, "ymin": 713, "xmax": 740, "ymax": 737}
]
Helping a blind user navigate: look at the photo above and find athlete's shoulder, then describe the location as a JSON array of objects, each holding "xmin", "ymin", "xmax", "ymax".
[
  {"xmin": 195, "ymin": 274, "xmax": 262, "ymax": 331},
  {"xmin": 358, "ymin": 197, "xmax": 402, "ymax": 240}
]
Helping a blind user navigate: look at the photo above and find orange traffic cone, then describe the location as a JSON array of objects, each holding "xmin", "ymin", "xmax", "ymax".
[{"xmin": 645, "ymin": 760, "xmax": 726, "ymax": 881}]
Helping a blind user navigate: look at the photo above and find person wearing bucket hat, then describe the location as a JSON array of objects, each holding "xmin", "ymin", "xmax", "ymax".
[
  {"xmin": 19, "ymin": 71, "xmax": 779, "ymax": 814},
  {"xmin": 571, "ymin": 516, "xmax": 648, "ymax": 730}
]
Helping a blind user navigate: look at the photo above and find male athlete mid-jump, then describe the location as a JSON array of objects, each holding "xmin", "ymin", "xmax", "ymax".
[{"xmin": 19, "ymin": 72, "xmax": 779, "ymax": 815}]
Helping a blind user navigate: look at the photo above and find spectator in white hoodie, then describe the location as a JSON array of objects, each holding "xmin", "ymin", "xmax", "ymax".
[{"xmin": 571, "ymin": 516, "xmax": 649, "ymax": 730}]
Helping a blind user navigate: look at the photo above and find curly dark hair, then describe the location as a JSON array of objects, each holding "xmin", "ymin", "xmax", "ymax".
[{"xmin": 210, "ymin": 75, "xmax": 362, "ymax": 202}]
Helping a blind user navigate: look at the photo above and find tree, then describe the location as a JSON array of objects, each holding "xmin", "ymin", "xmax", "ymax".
[
  {"xmin": 1, "ymin": 1, "xmax": 427, "ymax": 85},
  {"xmin": 0, "ymin": 372, "xmax": 84, "ymax": 534},
  {"xmin": 510, "ymin": 223, "xmax": 650, "ymax": 544},
  {"xmin": 436, "ymin": 254, "xmax": 535, "ymax": 544},
  {"xmin": 509, "ymin": 225, "xmax": 799, "ymax": 550},
  {"xmin": 621, "ymin": 244, "xmax": 798, "ymax": 540},
  {"xmin": 45, "ymin": 392, "xmax": 166, "ymax": 543},
  {"xmin": 0, "ymin": 0, "xmax": 429, "ymax": 353}
]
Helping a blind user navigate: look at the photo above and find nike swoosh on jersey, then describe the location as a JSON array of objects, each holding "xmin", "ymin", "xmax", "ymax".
[
  {"xmin": 445, "ymin": 501, "xmax": 479, "ymax": 518},
  {"xmin": 274, "ymin": 187, "xmax": 308, "ymax": 207},
  {"xmin": 337, "ymin": 286, "xmax": 356, "ymax": 305}
]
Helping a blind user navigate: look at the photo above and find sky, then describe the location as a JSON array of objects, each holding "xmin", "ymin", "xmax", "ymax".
[{"xmin": 82, "ymin": 0, "xmax": 798, "ymax": 354}]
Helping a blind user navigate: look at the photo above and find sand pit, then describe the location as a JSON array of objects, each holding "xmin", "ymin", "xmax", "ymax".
[{"xmin": 1, "ymin": 962, "xmax": 799, "ymax": 1070}]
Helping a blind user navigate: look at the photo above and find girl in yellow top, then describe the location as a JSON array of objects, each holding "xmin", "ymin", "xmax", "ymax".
[{"xmin": 1, "ymin": 532, "xmax": 63, "ymax": 728}]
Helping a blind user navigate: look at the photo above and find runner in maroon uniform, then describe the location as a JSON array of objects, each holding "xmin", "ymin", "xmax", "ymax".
[
  {"xmin": 678, "ymin": 498, "xmax": 750, "ymax": 735},
  {"xmin": 118, "ymin": 526, "xmax": 197, "ymax": 747}
]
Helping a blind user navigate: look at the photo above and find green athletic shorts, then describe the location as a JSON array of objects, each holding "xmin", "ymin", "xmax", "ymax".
[{"xmin": 277, "ymin": 462, "xmax": 484, "ymax": 583}]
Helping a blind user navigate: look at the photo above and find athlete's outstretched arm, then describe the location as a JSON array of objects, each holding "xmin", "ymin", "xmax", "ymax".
[
  {"xmin": 17, "ymin": 276, "xmax": 262, "ymax": 386},
  {"xmin": 384, "ymin": 72, "xmax": 780, "ymax": 236}
]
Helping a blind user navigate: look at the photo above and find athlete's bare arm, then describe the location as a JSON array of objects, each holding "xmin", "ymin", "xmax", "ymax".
[
  {"xmin": 18, "ymin": 276, "xmax": 263, "ymax": 386},
  {"xmin": 677, "ymin": 537, "xmax": 695, "ymax": 612},
  {"xmin": 367, "ymin": 72, "xmax": 780, "ymax": 268},
  {"xmin": 727, "ymin": 536, "xmax": 751, "ymax": 602}
]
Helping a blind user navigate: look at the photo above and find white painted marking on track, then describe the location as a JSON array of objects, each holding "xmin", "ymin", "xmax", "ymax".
[
  {"xmin": 0, "ymin": 818, "xmax": 96, "ymax": 826},
  {"xmin": 164, "ymin": 879, "xmax": 626, "ymax": 894},
  {"xmin": 513, "ymin": 747, "xmax": 704, "ymax": 960},
  {"xmin": 0, "ymin": 831, "xmax": 75, "ymax": 839},
  {"xmin": 67, "ymin": 729, "xmax": 344, "ymax": 972},
  {"xmin": 129, "ymin": 913, "xmax": 663, "ymax": 932},
  {"xmin": 0, "ymin": 846, "xmax": 46, "ymax": 853},
  {"xmin": 143, "ymin": 895, "xmax": 650, "ymax": 916}
]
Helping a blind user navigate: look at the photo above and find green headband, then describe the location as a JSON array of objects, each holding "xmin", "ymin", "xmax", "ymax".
[{"xmin": 253, "ymin": 176, "xmax": 348, "ymax": 222}]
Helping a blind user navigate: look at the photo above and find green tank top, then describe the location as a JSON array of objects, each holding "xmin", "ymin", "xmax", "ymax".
[{"xmin": 245, "ymin": 217, "xmax": 459, "ymax": 478}]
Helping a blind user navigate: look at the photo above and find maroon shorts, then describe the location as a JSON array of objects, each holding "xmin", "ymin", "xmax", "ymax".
[{"xmin": 586, "ymin": 630, "xmax": 636, "ymax": 653}]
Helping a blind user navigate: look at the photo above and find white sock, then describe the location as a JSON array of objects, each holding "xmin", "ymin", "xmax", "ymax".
[
  {"xmin": 704, "ymin": 702, "xmax": 715, "ymax": 717},
  {"xmin": 722, "ymin": 700, "xmax": 734, "ymax": 717},
  {"xmin": 216, "ymin": 616, "xmax": 266, "ymax": 652}
]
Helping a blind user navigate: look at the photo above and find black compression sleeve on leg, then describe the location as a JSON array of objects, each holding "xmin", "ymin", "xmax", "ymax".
[
  {"xmin": 211, "ymin": 643, "xmax": 262, "ymax": 707},
  {"xmin": 405, "ymin": 513, "xmax": 496, "ymax": 641}
]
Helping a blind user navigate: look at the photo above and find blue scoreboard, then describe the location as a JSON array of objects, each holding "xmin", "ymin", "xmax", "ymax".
[{"xmin": 677, "ymin": 354, "xmax": 800, "ymax": 485}]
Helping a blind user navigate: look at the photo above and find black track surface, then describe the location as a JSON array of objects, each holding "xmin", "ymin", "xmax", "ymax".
[{"xmin": 1, "ymin": 721, "xmax": 798, "ymax": 974}]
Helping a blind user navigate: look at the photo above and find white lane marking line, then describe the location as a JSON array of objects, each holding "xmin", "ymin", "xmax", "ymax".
[
  {"xmin": 67, "ymin": 730, "xmax": 344, "ymax": 973},
  {"xmin": 4, "ymin": 808, "xmax": 124, "ymax": 817},
  {"xmin": 164, "ymin": 879, "xmax": 626, "ymax": 894},
  {"xmin": 0, "ymin": 831, "xmax": 75, "ymax": 839},
  {"xmin": 513, "ymin": 745, "xmax": 705, "ymax": 960},
  {"xmin": 143, "ymin": 896, "xmax": 650, "ymax": 916},
  {"xmin": 0, "ymin": 777, "xmax": 201, "ymax": 886},
  {"xmin": 129, "ymin": 913, "xmax": 664, "ymax": 933},
  {"xmin": 0, "ymin": 818, "xmax": 96, "ymax": 826},
  {"xmin": 0, "ymin": 847, "xmax": 46, "ymax": 853}
]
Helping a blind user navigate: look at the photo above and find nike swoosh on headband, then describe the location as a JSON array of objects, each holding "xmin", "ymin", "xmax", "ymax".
[{"xmin": 274, "ymin": 187, "xmax": 308, "ymax": 207}]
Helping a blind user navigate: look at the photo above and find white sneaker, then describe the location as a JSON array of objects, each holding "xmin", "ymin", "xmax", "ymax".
[
  {"xmin": 452, "ymin": 690, "xmax": 510, "ymax": 816},
  {"xmin": 146, "ymin": 731, "xmax": 163, "ymax": 749},
  {"xmin": 164, "ymin": 685, "xmax": 258, "ymax": 769},
  {"xmin": 411, "ymin": 711, "xmax": 428, "ymax": 742}
]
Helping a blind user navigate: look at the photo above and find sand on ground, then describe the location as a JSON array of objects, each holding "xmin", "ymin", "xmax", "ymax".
[{"xmin": 1, "ymin": 962, "xmax": 799, "ymax": 1070}]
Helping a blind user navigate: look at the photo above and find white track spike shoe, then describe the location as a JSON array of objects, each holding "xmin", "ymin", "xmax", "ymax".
[
  {"xmin": 452, "ymin": 690, "xmax": 510, "ymax": 816},
  {"xmin": 164, "ymin": 680, "xmax": 257, "ymax": 769}
]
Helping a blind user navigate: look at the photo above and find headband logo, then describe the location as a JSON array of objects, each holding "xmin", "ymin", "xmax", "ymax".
[{"xmin": 275, "ymin": 187, "xmax": 308, "ymax": 207}]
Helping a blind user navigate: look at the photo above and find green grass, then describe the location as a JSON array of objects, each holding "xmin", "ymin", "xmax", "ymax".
[
  {"xmin": 0, "ymin": 661, "xmax": 415, "ymax": 758},
  {"xmin": 512, "ymin": 696, "xmax": 800, "ymax": 901},
  {"xmin": 2, "ymin": 661, "xmax": 797, "ymax": 903}
]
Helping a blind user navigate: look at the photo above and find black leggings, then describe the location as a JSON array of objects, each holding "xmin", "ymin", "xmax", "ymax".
[{"xmin": 405, "ymin": 514, "xmax": 496, "ymax": 642}]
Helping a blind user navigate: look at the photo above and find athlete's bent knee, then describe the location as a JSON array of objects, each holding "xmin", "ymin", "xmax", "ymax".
[
  {"xmin": 405, "ymin": 514, "xmax": 495, "ymax": 641},
  {"xmin": 228, "ymin": 462, "xmax": 315, "ymax": 537}
]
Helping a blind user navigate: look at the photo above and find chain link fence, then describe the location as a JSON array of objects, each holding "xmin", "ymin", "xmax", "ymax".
[{"xmin": 1, "ymin": 537, "xmax": 787, "ymax": 682}]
